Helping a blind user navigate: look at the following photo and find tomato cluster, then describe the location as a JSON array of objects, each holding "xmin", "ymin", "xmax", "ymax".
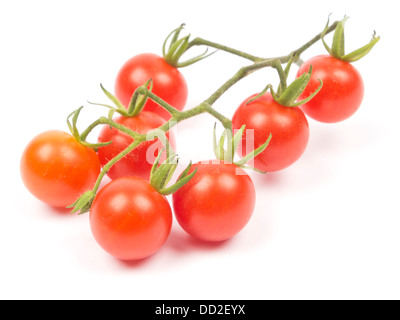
[{"xmin": 20, "ymin": 18, "xmax": 379, "ymax": 262}]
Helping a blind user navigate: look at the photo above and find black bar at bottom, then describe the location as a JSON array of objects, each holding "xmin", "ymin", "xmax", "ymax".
[{"xmin": 136, "ymin": 300, "xmax": 265, "ymax": 319}]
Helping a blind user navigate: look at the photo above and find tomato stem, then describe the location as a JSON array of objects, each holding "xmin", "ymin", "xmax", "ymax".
[
  {"xmin": 187, "ymin": 20, "xmax": 340, "ymax": 64},
  {"xmin": 187, "ymin": 38, "xmax": 263, "ymax": 62},
  {"xmin": 80, "ymin": 116, "xmax": 143, "ymax": 142},
  {"xmin": 93, "ymin": 139, "xmax": 143, "ymax": 192},
  {"xmin": 271, "ymin": 59, "xmax": 288, "ymax": 94}
]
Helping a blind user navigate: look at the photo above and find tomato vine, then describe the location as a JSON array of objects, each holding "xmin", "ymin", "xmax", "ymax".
[{"xmin": 65, "ymin": 17, "xmax": 380, "ymax": 214}]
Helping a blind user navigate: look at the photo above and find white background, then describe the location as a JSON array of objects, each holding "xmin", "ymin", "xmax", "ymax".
[{"xmin": 1, "ymin": 0, "xmax": 399, "ymax": 300}]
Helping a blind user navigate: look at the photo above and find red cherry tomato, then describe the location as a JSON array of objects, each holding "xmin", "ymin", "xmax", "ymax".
[
  {"xmin": 97, "ymin": 111, "xmax": 175, "ymax": 181},
  {"xmin": 297, "ymin": 55, "xmax": 364, "ymax": 123},
  {"xmin": 232, "ymin": 93, "xmax": 309, "ymax": 172},
  {"xmin": 90, "ymin": 176, "xmax": 172, "ymax": 260},
  {"xmin": 20, "ymin": 130, "xmax": 101, "ymax": 208},
  {"xmin": 172, "ymin": 161, "xmax": 256, "ymax": 242},
  {"xmin": 115, "ymin": 53, "xmax": 188, "ymax": 120}
]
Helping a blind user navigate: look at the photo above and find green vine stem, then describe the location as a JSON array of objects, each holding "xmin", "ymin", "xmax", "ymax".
[
  {"xmin": 69, "ymin": 20, "xmax": 341, "ymax": 213},
  {"xmin": 187, "ymin": 38, "xmax": 263, "ymax": 62},
  {"xmin": 186, "ymin": 20, "xmax": 339, "ymax": 63}
]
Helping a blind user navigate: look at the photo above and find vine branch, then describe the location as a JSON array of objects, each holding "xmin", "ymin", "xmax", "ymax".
[{"xmin": 69, "ymin": 20, "xmax": 340, "ymax": 213}]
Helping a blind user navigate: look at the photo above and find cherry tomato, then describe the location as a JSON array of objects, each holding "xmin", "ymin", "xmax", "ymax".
[
  {"xmin": 172, "ymin": 161, "xmax": 256, "ymax": 242},
  {"xmin": 97, "ymin": 111, "xmax": 175, "ymax": 181},
  {"xmin": 90, "ymin": 176, "xmax": 172, "ymax": 260},
  {"xmin": 232, "ymin": 93, "xmax": 309, "ymax": 172},
  {"xmin": 115, "ymin": 53, "xmax": 188, "ymax": 120},
  {"xmin": 20, "ymin": 130, "xmax": 101, "ymax": 208},
  {"xmin": 297, "ymin": 55, "xmax": 364, "ymax": 123}
]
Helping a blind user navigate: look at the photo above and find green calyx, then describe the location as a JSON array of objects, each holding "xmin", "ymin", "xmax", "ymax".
[
  {"xmin": 88, "ymin": 81, "xmax": 153, "ymax": 119},
  {"xmin": 68, "ymin": 81, "xmax": 154, "ymax": 150},
  {"xmin": 213, "ymin": 123, "xmax": 272, "ymax": 173},
  {"xmin": 150, "ymin": 148, "xmax": 197, "ymax": 195},
  {"xmin": 162, "ymin": 24, "xmax": 215, "ymax": 68},
  {"xmin": 322, "ymin": 15, "xmax": 380, "ymax": 62},
  {"xmin": 68, "ymin": 190, "xmax": 96, "ymax": 214},
  {"xmin": 67, "ymin": 106, "xmax": 112, "ymax": 150},
  {"xmin": 249, "ymin": 56, "xmax": 323, "ymax": 108}
]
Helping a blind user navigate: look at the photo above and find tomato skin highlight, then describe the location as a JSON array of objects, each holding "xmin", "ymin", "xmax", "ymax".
[
  {"xmin": 297, "ymin": 55, "xmax": 364, "ymax": 123},
  {"xmin": 97, "ymin": 111, "xmax": 175, "ymax": 181},
  {"xmin": 114, "ymin": 53, "xmax": 188, "ymax": 120},
  {"xmin": 172, "ymin": 161, "xmax": 256, "ymax": 242},
  {"xmin": 90, "ymin": 176, "xmax": 172, "ymax": 261},
  {"xmin": 20, "ymin": 130, "xmax": 101, "ymax": 208},
  {"xmin": 232, "ymin": 93, "xmax": 309, "ymax": 172}
]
